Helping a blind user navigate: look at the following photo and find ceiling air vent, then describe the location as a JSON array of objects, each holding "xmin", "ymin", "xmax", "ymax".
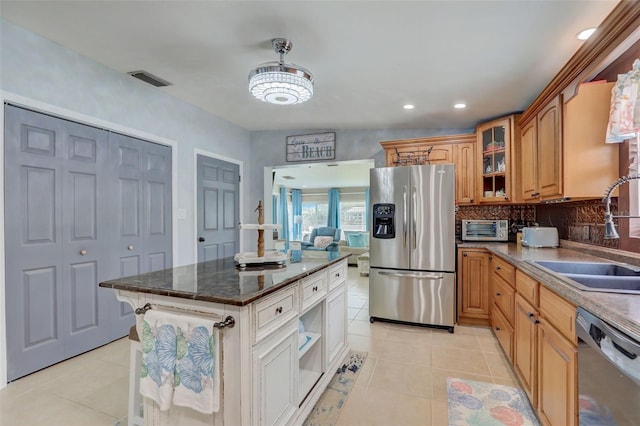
[{"xmin": 127, "ymin": 70, "xmax": 172, "ymax": 87}]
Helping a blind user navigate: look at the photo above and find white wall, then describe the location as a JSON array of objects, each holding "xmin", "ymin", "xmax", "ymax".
[{"xmin": 0, "ymin": 19, "xmax": 252, "ymax": 387}]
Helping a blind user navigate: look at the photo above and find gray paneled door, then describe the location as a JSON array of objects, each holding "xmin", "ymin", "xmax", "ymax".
[
  {"xmin": 197, "ymin": 155, "xmax": 239, "ymax": 262},
  {"xmin": 107, "ymin": 132, "xmax": 172, "ymax": 337},
  {"xmin": 4, "ymin": 105, "xmax": 172, "ymax": 381}
]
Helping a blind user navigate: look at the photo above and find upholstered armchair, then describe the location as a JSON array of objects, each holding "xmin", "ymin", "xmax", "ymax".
[{"xmin": 301, "ymin": 227, "xmax": 341, "ymax": 251}]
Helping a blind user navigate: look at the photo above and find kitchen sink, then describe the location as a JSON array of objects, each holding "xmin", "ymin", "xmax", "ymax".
[
  {"xmin": 532, "ymin": 260, "xmax": 640, "ymax": 295},
  {"xmin": 533, "ymin": 260, "xmax": 640, "ymax": 276}
]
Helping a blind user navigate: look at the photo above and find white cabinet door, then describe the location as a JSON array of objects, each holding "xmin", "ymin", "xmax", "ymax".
[
  {"xmin": 253, "ymin": 324, "xmax": 298, "ymax": 426},
  {"xmin": 326, "ymin": 284, "xmax": 347, "ymax": 366}
]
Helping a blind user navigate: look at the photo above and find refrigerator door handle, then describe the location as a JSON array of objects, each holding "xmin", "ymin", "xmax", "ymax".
[
  {"xmin": 412, "ymin": 185, "xmax": 417, "ymax": 250},
  {"xmin": 379, "ymin": 271, "xmax": 445, "ymax": 280},
  {"xmin": 403, "ymin": 185, "xmax": 408, "ymax": 248}
]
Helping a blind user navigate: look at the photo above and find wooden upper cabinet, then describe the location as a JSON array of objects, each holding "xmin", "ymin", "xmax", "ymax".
[
  {"xmin": 537, "ymin": 96, "xmax": 563, "ymax": 199},
  {"xmin": 476, "ymin": 115, "xmax": 520, "ymax": 203},
  {"xmin": 520, "ymin": 120, "xmax": 538, "ymax": 200},
  {"xmin": 453, "ymin": 142, "xmax": 476, "ymax": 204},
  {"xmin": 519, "ymin": 83, "xmax": 619, "ymax": 202},
  {"xmin": 380, "ymin": 134, "xmax": 476, "ymax": 205}
]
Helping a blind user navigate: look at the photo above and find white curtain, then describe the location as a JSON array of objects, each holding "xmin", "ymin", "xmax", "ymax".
[{"xmin": 606, "ymin": 58, "xmax": 640, "ymax": 144}]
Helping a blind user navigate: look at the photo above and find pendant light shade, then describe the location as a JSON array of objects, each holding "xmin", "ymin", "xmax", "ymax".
[{"xmin": 248, "ymin": 38, "xmax": 314, "ymax": 105}]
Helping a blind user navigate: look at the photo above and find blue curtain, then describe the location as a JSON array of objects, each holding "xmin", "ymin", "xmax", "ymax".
[
  {"xmin": 327, "ymin": 188, "xmax": 340, "ymax": 228},
  {"xmin": 365, "ymin": 187, "xmax": 370, "ymax": 231},
  {"xmin": 291, "ymin": 189, "xmax": 302, "ymax": 241},
  {"xmin": 279, "ymin": 187, "xmax": 289, "ymax": 250},
  {"xmin": 272, "ymin": 194, "xmax": 278, "ymax": 225}
]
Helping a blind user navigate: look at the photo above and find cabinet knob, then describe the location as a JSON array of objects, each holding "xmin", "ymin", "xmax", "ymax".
[
  {"xmin": 495, "ymin": 327, "xmax": 501, "ymax": 332},
  {"xmin": 470, "ymin": 199, "xmax": 474, "ymax": 203},
  {"xmin": 463, "ymin": 253, "xmax": 468, "ymax": 257},
  {"xmin": 532, "ymin": 192, "xmax": 540, "ymax": 198},
  {"xmin": 79, "ymin": 249, "xmax": 87, "ymax": 256},
  {"xmin": 275, "ymin": 306, "xmax": 283, "ymax": 314},
  {"xmin": 128, "ymin": 245, "xmax": 134, "ymax": 251},
  {"xmin": 496, "ymin": 266, "xmax": 502, "ymax": 270},
  {"xmin": 198, "ymin": 237, "xmax": 206, "ymax": 242},
  {"xmin": 313, "ymin": 286, "xmax": 318, "ymax": 292},
  {"xmin": 496, "ymin": 292, "xmax": 502, "ymax": 296}
]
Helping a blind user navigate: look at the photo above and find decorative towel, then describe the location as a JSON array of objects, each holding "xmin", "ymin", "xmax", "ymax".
[{"xmin": 139, "ymin": 309, "xmax": 221, "ymax": 414}]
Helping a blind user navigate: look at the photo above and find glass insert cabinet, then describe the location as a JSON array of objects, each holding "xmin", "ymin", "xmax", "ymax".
[{"xmin": 476, "ymin": 115, "xmax": 518, "ymax": 203}]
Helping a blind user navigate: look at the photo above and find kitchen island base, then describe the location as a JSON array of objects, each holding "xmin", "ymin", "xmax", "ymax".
[{"xmin": 104, "ymin": 255, "xmax": 349, "ymax": 426}]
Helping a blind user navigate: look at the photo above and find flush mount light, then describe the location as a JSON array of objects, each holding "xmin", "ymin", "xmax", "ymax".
[
  {"xmin": 248, "ymin": 38, "xmax": 314, "ymax": 105},
  {"xmin": 577, "ymin": 28, "xmax": 596, "ymax": 40},
  {"xmin": 454, "ymin": 103, "xmax": 467, "ymax": 109},
  {"xmin": 403, "ymin": 104, "xmax": 415, "ymax": 110}
]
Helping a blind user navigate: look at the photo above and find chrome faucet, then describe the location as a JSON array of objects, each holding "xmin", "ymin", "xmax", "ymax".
[{"xmin": 603, "ymin": 174, "xmax": 640, "ymax": 239}]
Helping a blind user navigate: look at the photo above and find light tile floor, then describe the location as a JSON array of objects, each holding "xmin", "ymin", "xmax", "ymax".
[{"xmin": 0, "ymin": 267, "xmax": 520, "ymax": 426}]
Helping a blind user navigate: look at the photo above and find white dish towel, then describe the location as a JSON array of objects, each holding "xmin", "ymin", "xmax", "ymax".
[{"xmin": 139, "ymin": 309, "xmax": 221, "ymax": 414}]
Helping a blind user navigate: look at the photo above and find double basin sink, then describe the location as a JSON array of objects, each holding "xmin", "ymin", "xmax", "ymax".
[{"xmin": 532, "ymin": 260, "xmax": 640, "ymax": 295}]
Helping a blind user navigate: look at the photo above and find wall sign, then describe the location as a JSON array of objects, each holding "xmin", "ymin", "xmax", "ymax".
[{"xmin": 286, "ymin": 132, "xmax": 336, "ymax": 162}]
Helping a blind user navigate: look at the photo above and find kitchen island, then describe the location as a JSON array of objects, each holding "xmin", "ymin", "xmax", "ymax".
[{"xmin": 100, "ymin": 252, "xmax": 350, "ymax": 426}]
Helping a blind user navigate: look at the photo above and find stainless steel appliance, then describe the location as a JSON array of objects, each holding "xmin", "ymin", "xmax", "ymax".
[
  {"xmin": 521, "ymin": 226, "xmax": 559, "ymax": 248},
  {"xmin": 461, "ymin": 219, "xmax": 509, "ymax": 241},
  {"xmin": 576, "ymin": 307, "xmax": 640, "ymax": 425},
  {"xmin": 369, "ymin": 164, "xmax": 455, "ymax": 332}
]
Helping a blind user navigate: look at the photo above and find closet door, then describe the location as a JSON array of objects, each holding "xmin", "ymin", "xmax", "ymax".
[
  {"xmin": 4, "ymin": 105, "xmax": 110, "ymax": 379},
  {"xmin": 106, "ymin": 133, "xmax": 172, "ymax": 336},
  {"xmin": 62, "ymin": 119, "xmax": 111, "ymax": 355}
]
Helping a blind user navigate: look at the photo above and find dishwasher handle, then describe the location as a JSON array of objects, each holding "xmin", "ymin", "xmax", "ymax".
[{"xmin": 577, "ymin": 308, "xmax": 640, "ymax": 362}]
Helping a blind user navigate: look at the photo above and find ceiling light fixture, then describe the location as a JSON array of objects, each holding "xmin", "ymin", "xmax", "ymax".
[
  {"xmin": 454, "ymin": 103, "xmax": 466, "ymax": 109},
  {"xmin": 248, "ymin": 38, "xmax": 314, "ymax": 105},
  {"xmin": 577, "ymin": 28, "xmax": 596, "ymax": 40},
  {"xmin": 403, "ymin": 104, "xmax": 415, "ymax": 110}
]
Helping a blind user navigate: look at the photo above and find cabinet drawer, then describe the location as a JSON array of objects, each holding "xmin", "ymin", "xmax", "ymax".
[
  {"xmin": 516, "ymin": 270, "xmax": 539, "ymax": 306},
  {"xmin": 491, "ymin": 303, "xmax": 514, "ymax": 362},
  {"xmin": 539, "ymin": 286, "xmax": 576, "ymax": 344},
  {"xmin": 493, "ymin": 275, "xmax": 515, "ymax": 323},
  {"xmin": 492, "ymin": 255, "xmax": 515, "ymax": 286},
  {"xmin": 327, "ymin": 261, "xmax": 347, "ymax": 291},
  {"xmin": 300, "ymin": 271, "xmax": 327, "ymax": 312},
  {"xmin": 253, "ymin": 287, "xmax": 298, "ymax": 343}
]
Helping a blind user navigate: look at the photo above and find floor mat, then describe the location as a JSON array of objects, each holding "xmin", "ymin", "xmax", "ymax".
[
  {"xmin": 303, "ymin": 350, "xmax": 368, "ymax": 426},
  {"xmin": 447, "ymin": 377, "xmax": 539, "ymax": 426}
]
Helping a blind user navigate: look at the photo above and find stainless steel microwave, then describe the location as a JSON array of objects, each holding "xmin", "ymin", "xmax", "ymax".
[{"xmin": 461, "ymin": 219, "xmax": 509, "ymax": 241}]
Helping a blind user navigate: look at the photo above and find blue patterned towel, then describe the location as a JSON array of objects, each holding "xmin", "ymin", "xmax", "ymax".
[{"xmin": 140, "ymin": 309, "xmax": 220, "ymax": 414}]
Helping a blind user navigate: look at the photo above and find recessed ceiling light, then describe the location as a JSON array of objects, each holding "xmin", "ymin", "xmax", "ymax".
[
  {"xmin": 577, "ymin": 28, "xmax": 596, "ymax": 40},
  {"xmin": 454, "ymin": 103, "xmax": 466, "ymax": 109},
  {"xmin": 403, "ymin": 104, "xmax": 415, "ymax": 110}
]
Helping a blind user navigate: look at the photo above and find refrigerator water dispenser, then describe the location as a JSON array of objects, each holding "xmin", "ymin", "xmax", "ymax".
[{"xmin": 372, "ymin": 203, "xmax": 395, "ymax": 239}]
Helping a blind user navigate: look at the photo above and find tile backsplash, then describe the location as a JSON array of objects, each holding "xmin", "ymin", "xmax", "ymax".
[{"xmin": 535, "ymin": 198, "xmax": 619, "ymax": 249}]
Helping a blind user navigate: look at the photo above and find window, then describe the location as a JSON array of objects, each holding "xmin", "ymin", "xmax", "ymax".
[{"xmin": 340, "ymin": 201, "xmax": 366, "ymax": 232}]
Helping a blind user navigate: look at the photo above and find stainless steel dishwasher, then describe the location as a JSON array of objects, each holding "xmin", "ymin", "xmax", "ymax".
[{"xmin": 576, "ymin": 307, "xmax": 640, "ymax": 425}]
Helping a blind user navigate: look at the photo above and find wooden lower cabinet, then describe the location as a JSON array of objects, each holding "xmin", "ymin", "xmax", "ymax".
[
  {"xmin": 537, "ymin": 318, "xmax": 577, "ymax": 426},
  {"xmin": 513, "ymin": 293, "xmax": 538, "ymax": 406},
  {"xmin": 491, "ymin": 301, "xmax": 514, "ymax": 362},
  {"xmin": 489, "ymin": 266, "xmax": 578, "ymax": 426},
  {"xmin": 457, "ymin": 249, "xmax": 490, "ymax": 325}
]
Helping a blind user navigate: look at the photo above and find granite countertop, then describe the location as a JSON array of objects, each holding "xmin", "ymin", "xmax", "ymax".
[
  {"xmin": 99, "ymin": 252, "xmax": 349, "ymax": 306},
  {"xmin": 458, "ymin": 241, "xmax": 640, "ymax": 341}
]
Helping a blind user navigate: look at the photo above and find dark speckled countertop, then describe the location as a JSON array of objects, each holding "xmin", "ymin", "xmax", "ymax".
[
  {"xmin": 99, "ymin": 252, "xmax": 349, "ymax": 306},
  {"xmin": 458, "ymin": 241, "xmax": 640, "ymax": 341}
]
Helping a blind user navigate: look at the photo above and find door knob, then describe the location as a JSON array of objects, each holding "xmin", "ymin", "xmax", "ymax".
[
  {"xmin": 79, "ymin": 249, "xmax": 87, "ymax": 256},
  {"xmin": 198, "ymin": 237, "xmax": 205, "ymax": 242},
  {"xmin": 128, "ymin": 245, "xmax": 134, "ymax": 251}
]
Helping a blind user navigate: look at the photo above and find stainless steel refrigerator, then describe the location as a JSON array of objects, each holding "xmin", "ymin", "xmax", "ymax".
[{"xmin": 369, "ymin": 164, "xmax": 455, "ymax": 332}]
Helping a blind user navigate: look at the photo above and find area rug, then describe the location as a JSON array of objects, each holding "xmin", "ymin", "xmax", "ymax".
[
  {"xmin": 303, "ymin": 350, "xmax": 368, "ymax": 426},
  {"xmin": 447, "ymin": 377, "xmax": 539, "ymax": 426}
]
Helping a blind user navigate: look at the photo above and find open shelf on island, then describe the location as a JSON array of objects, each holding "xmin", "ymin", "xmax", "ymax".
[
  {"xmin": 298, "ymin": 331, "xmax": 321, "ymax": 358},
  {"xmin": 299, "ymin": 368, "xmax": 323, "ymax": 406}
]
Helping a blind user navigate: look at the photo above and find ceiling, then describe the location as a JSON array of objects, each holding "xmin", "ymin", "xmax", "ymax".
[
  {"xmin": 0, "ymin": 1, "xmax": 619, "ymax": 132},
  {"xmin": 273, "ymin": 160, "xmax": 373, "ymax": 190}
]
